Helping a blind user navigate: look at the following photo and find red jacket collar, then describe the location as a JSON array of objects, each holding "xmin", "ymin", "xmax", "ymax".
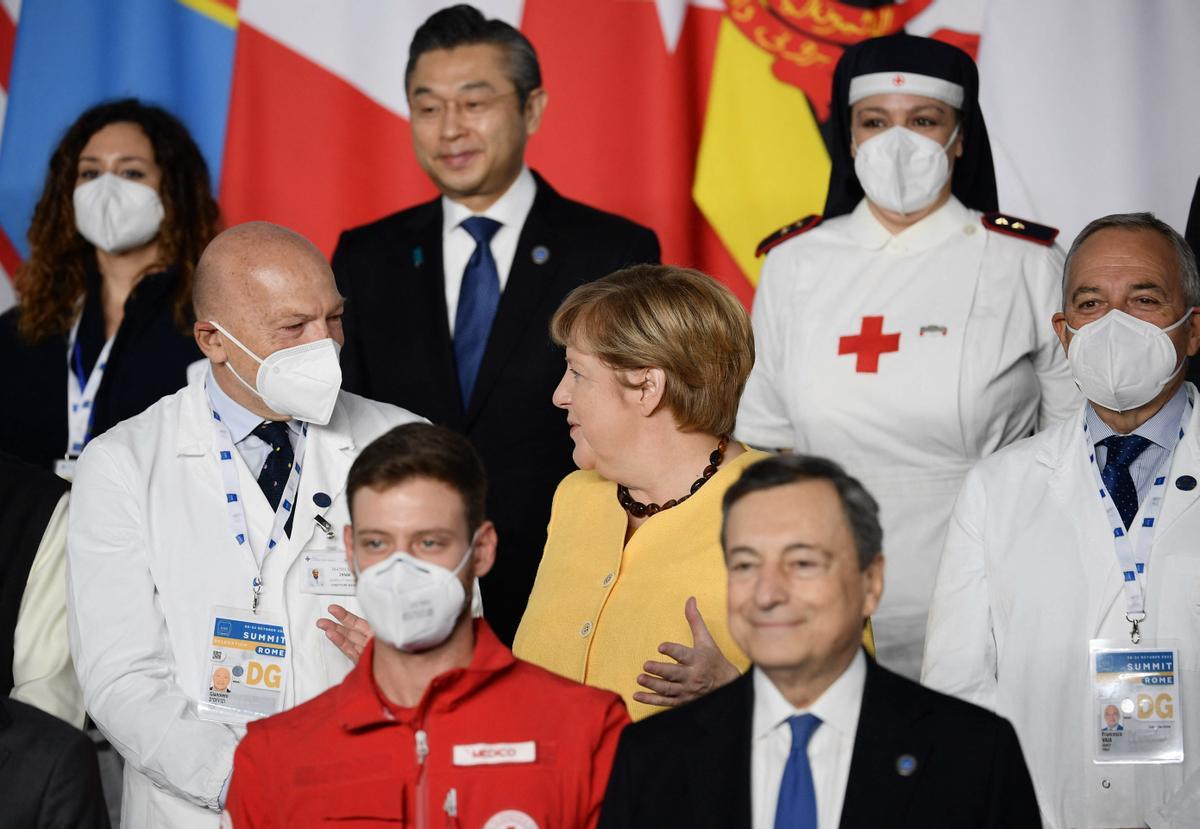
[{"xmin": 338, "ymin": 619, "xmax": 516, "ymax": 731}]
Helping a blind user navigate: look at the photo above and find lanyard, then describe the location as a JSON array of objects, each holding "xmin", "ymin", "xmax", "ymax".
[
  {"xmin": 1085, "ymin": 393, "xmax": 1193, "ymax": 643},
  {"xmin": 207, "ymin": 393, "xmax": 308, "ymax": 613},
  {"xmin": 65, "ymin": 315, "xmax": 115, "ymax": 457}
]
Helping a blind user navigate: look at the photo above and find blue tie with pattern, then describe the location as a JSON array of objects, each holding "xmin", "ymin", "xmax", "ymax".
[
  {"xmin": 454, "ymin": 216, "xmax": 502, "ymax": 404},
  {"xmin": 1099, "ymin": 434, "xmax": 1152, "ymax": 529},
  {"xmin": 253, "ymin": 420, "xmax": 294, "ymax": 537},
  {"xmin": 774, "ymin": 713, "xmax": 822, "ymax": 829}
]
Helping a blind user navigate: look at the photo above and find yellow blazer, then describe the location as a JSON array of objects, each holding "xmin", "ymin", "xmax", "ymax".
[{"xmin": 514, "ymin": 450, "xmax": 766, "ymax": 720}]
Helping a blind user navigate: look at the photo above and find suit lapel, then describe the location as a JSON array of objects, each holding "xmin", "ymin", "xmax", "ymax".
[
  {"xmin": 1038, "ymin": 410, "xmax": 1127, "ymax": 636},
  {"xmin": 1153, "ymin": 397, "xmax": 1200, "ymax": 537},
  {"xmin": 687, "ymin": 673, "xmax": 754, "ymax": 829},
  {"xmin": 389, "ymin": 201, "xmax": 463, "ymax": 418},
  {"xmin": 838, "ymin": 660, "xmax": 933, "ymax": 828},
  {"xmin": 286, "ymin": 399, "xmax": 355, "ymax": 562},
  {"xmin": 464, "ymin": 177, "xmax": 561, "ymax": 423}
]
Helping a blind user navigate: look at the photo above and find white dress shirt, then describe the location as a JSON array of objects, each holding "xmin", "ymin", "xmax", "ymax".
[
  {"xmin": 441, "ymin": 166, "xmax": 537, "ymax": 335},
  {"xmin": 205, "ymin": 370, "xmax": 302, "ymax": 475},
  {"xmin": 751, "ymin": 651, "xmax": 866, "ymax": 829}
]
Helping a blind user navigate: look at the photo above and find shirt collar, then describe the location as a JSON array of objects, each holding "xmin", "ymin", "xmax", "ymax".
[
  {"xmin": 204, "ymin": 367, "xmax": 303, "ymax": 445},
  {"xmin": 1086, "ymin": 382, "xmax": 1190, "ymax": 450},
  {"xmin": 841, "ymin": 195, "xmax": 972, "ymax": 253},
  {"xmin": 338, "ymin": 619, "xmax": 517, "ymax": 731},
  {"xmin": 752, "ymin": 649, "xmax": 867, "ymax": 743},
  {"xmin": 441, "ymin": 166, "xmax": 536, "ymax": 239}
]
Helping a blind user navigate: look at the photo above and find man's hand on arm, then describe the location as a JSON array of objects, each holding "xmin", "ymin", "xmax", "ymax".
[
  {"xmin": 316, "ymin": 604, "xmax": 372, "ymax": 663},
  {"xmin": 632, "ymin": 596, "xmax": 740, "ymax": 708}
]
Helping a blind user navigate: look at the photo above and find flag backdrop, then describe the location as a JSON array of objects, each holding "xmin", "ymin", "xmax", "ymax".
[{"xmin": 0, "ymin": 0, "xmax": 1194, "ymax": 318}]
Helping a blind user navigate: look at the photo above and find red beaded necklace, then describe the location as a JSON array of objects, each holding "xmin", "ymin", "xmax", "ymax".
[{"xmin": 616, "ymin": 435, "xmax": 730, "ymax": 518}]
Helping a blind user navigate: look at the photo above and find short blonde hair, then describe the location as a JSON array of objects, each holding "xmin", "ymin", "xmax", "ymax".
[{"xmin": 551, "ymin": 264, "xmax": 754, "ymax": 436}]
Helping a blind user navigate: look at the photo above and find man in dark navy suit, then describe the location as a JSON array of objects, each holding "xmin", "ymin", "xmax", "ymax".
[
  {"xmin": 332, "ymin": 5, "xmax": 659, "ymax": 645},
  {"xmin": 600, "ymin": 455, "xmax": 1040, "ymax": 829}
]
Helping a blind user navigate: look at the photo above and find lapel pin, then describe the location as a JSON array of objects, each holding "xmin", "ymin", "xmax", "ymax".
[
  {"xmin": 895, "ymin": 754, "xmax": 918, "ymax": 777},
  {"xmin": 313, "ymin": 492, "xmax": 332, "ymax": 508},
  {"xmin": 1176, "ymin": 475, "xmax": 1196, "ymax": 491},
  {"xmin": 413, "ymin": 246, "xmax": 424, "ymax": 268},
  {"xmin": 919, "ymin": 325, "xmax": 947, "ymax": 336},
  {"xmin": 531, "ymin": 245, "xmax": 550, "ymax": 265}
]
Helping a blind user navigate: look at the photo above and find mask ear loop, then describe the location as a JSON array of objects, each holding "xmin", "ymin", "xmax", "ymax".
[
  {"xmin": 208, "ymin": 320, "xmax": 268, "ymax": 399},
  {"xmin": 942, "ymin": 124, "xmax": 961, "ymax": 152},
  {"xmin": 1163, "ymin": 306, "xmax": 1196, "ymax": 380}
]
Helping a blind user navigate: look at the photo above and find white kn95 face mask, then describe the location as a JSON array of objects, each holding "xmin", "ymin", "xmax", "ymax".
[
  {"xmin": 209, "ymin": 320, "xmax": 343, "ymax": 425},
  {"xmin": 354, "ymin": 539, "xmax": 476, "ymax": 653},
  {"xmin": 1066, "ymin": 308, "xmax": 1193, "ymax": 412},
  {"xmin": 853, "ymin": 126, "xmax": 959, "ymax": 216},
  {"xmin": 73, "ymin": 173, "xmax": 165, "ymax": 253}
]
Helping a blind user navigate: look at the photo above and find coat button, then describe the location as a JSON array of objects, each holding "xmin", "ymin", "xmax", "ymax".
[
  {"xmin": 1101, "ymin": 778, "xmax": 1111, "ymax": 789},
  {"xmin": 580, "ymin": 621, "xmax": 592, "ymax": 637},
  {"xmin": 601, "ymin": 572, "xmax": 615, "ymax": 587}
]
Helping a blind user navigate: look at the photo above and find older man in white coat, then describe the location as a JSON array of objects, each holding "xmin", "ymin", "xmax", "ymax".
[
  {"xmin": 66, "ymin": 222, "xmax": 424, "ymax": 828},
  {"xmin": 923, "ymin": 212, "xmax": 1200, "ymax": 829}
]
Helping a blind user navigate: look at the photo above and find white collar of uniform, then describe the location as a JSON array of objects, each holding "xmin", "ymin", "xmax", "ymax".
[
  {"xmin": 842, "ymin": 195, "xmax": 973, "ymax": 254},
  {"xmin": 204, "ymin": 366, "xmax": 304, "ymax": 445},
  {"xmin": 441, "ymin": 166, "xmax": 537, "ymax": 240},
  {"xmin": 752, "ymin": 649, "xmax": 867, "ymax": 744}
]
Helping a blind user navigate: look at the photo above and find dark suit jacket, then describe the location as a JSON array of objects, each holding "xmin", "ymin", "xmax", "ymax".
[
  {"xmin": 1185, "ymin": 176, "xmax": 1200, "ymax": 389},
  {"xmin": 332, "ymin": 172, "xmax": 660, "ymax": 644},
  {"xmin": 0, "ymin": 698, "xmax": 109, "ymax": 828},
  {"xmin": 599, "ymin": 656, "xmax": 1042, "ymax": 829},
  {"xmin": 0, "ymin": 452, "xmax": 68, "ymax": 697},
  {"xmin": 0, "ymin": 268, "xmax": 201, "ymax": 472}
]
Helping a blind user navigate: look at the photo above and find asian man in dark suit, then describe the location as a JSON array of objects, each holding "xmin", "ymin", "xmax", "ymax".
[
  {"xmin": 331, "ymin": 5, "xmax": 659, "ymax": 645},
  {"xmin": 599, "ymin": 455, "xmax": 1041, "ymax": 829}
]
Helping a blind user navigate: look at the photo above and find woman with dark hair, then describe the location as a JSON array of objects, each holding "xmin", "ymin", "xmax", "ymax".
[
  {"xmin": 0, "ymin": 98, "xmax": 219, "ymax": 476},
  {"xmin": 737, "ymin": 35, "xmax": 1080, "ymax": 680}
]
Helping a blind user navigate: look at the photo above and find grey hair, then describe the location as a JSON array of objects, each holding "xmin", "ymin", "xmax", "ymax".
[
  {"xmin": 1062, "ymin": 212, "xmax": 1200, "ymax": 309},
  {"xmin": 720, "ymin": 454, "xmax": 882, "ymax": 570}
]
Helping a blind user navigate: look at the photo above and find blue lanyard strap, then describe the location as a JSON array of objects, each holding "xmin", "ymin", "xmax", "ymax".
[
  {"xmin": 207, "ymin": 391, "xmax": 308, "ymax": 613},
  {"xmin": 65, "ymin": 314, "xmax": 115, "ymax": 457},
  {"xmin": 1084, "ymin": 392, "xmax": 1193, "ymax": 643}
]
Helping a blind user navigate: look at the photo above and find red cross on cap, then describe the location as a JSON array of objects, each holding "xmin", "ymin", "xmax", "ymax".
[{"xmin": 892, "ymin": 73, "xmax": 906, "ymax": 87}]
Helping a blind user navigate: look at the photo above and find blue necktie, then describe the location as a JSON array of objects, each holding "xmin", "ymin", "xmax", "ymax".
[
  {"xmin": 1099, "ymin": 434, "xmax": 1152, "ymax": 529},
  {"xmin": 253, "ymin": 420, "xmax": 295, "ymax": 537},
  {"xmin": 454, "ymin": 216, "xmax": 502, "ymax": 404},
  {"xmin": 774, "ymin": 713, "xmax": 822, "ymax": 829}
]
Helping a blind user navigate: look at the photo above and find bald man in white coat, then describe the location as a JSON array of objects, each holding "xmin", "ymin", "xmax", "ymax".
[
  {"xmin": 66, "ymin": 223, "xmax": 425, "ymax": 828},
  {"xmin": 924, "ymin": 213, "xmax": 1200, "ymax": 829}
]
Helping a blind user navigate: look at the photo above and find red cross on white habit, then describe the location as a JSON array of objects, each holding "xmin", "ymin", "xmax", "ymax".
[{"xmin": 838, "ymin": 315, "xmax": 901, "ymax": 373}]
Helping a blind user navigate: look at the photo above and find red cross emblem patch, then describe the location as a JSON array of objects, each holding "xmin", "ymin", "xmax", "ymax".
[{"xmin": 838, "ymin": 316, "xmax": 901, "ymax": 373}]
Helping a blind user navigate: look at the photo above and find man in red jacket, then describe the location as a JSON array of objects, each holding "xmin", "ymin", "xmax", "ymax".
[{"xmin": 224, "ymin": 423, "xmax": 628, "ymax": 828}]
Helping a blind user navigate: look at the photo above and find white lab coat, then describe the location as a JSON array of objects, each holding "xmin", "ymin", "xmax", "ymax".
[
  {"xmin": 923, "ymin": 393, "xmax": 1200, "ymax": 829},
  {"xmin": 66, "ymin": 371, "xmax": 424, "ymax": 828},
  {"xmin": 737, "ymin": 197, "xmax": 1080, "ymax": 679}
]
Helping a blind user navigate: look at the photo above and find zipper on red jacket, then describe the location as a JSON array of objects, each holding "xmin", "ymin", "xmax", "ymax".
[
  {"xmin": 415, "ymin": 728, "xmax": 430, "ymax": 829},
  {"xmin": 443, "ymin": 787, "xmax": 461, "ymax": 829}
]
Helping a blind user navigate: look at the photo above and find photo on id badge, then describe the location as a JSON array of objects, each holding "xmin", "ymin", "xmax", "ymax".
[
  {"xmin": 198, "ymin": 607, "xmax": 290, "ymax": 724},
  {"xmin": 1091, "ymin": 641, "xmax": 1184, "ymax": 764}
]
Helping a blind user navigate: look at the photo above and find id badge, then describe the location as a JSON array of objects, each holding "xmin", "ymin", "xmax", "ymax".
[
  {"xmin": 299, "ymin": 548, "xmax": 356, "ymax": 596},
  {"xmin": 54, "ymin": 457, "xmax": 77, "ymax": 482},
  {"xmin": 198, "ymin": 606, "xmax": 290, "ymax": 724},
  {"xmin": 1090, "ymin": 640, "xmax": 1184, "ymax": 764}
]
